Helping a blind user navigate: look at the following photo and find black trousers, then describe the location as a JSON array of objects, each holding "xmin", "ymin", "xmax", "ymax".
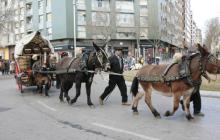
[
  {"xmin": 190, "ymin": 86, "xmax": 201, "ymax": 114},
  {"xmin": 100, "ymin": 75, "xmax": 128, "ymax": 103}
]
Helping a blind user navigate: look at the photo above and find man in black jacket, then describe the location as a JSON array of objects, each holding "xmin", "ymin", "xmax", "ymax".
[{"xmin": 99, "ymin": 49, "xmax": 130, "ymax": 106}]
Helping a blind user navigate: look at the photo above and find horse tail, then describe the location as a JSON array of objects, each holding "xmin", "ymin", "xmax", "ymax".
[
  {"xmin": 130, "ymin": 77, "xmax": 139, "ymax": 97},
  {"xmin": 56, "ymin": 75, "xmax": 61, "ymax": 89}
]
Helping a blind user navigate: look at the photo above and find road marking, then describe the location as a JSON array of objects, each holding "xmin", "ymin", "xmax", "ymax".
[
  {"xmin": 91, "ymin": 122, "xmax": 160, "ymax": 140},
  {"xmin": 37, "ymin": 101, "xmax": 57, "ymax": 112}
]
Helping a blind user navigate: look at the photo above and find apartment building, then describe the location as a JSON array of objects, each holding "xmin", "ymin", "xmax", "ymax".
[{"xmin": 0, "ymin": 0, "xmax": 198, "ymax": 60}]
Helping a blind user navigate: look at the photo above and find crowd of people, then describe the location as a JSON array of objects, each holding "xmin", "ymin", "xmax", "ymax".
[{"xmin": 0, "ymin": 59, "xmax": 15, "ymax": 75}]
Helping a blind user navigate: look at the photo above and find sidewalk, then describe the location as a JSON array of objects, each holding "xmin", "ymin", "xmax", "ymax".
[{"xmin": 125, "ymin": 81, "xmax": 220, "ymax": 98}]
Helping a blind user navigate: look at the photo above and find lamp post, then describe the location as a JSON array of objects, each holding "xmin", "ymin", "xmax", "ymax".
[{"xmin": 73, "ymin": 0, "xmax": 77, "ymax": 58}]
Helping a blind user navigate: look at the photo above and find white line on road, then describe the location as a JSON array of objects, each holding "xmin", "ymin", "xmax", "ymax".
[
  {"xmin": 37, "ymin": 101, "xmax": 57, "ymax": 112},
  {"xmin": 91, "ymin": 122, "xmax": 160, "ymax": 140}
]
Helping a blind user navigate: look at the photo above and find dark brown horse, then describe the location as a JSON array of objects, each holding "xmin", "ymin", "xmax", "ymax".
[
  {"xmin": 56, "ymin": 42, "xmax": 109, "ymax": 106},
  {"xmin": 131, "ymin": 44, "xmax": 220, "ymax": 120}
]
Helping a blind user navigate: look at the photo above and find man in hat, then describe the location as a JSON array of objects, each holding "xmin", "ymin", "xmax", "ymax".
[{"xmin": 99, "ymin": 48, "xmax": 130, "ymax": 106}]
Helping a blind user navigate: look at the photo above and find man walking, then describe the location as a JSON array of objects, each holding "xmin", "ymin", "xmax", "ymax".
[{"xmin": 99, "ymin": 49, "xmax": 130, "ymax": 106}]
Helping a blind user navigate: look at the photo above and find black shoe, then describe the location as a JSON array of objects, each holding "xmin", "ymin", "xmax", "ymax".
[{"xmin": 194, "ymin": 112, "xmax": 205, "ymax": 117}]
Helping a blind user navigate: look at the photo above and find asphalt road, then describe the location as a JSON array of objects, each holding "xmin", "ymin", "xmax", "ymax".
[{"xmin": 0, "ymin": 74, "xmax": 220, "ymax": 140}]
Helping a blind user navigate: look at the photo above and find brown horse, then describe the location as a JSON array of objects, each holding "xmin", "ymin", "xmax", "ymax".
[{"xmin": 131, "ymin": 44, "xmax": 220, "ymax": 120}]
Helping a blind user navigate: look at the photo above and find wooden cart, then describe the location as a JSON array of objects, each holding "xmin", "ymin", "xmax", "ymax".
[{"xmin": 14, "ymin": 31, "xmax": 55, "ymax": 93}]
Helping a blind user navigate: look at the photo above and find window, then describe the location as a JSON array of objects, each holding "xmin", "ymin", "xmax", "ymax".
[
  {"xmin": 92, "ymin": 12, "xmax": 110, "ymax": 26},
  {"xmin": 140, "ymin": 6, "xmax": 148, "ymax": 16},
  {"xmin": 15, "ymin": 34, "xmax": 20, "ymax": 41},
  {"xmin": 77, "ymin": 11, "xmax": 86, "ymax": 25},
  {"xmin": 140, "ymin": 0, "xmax": 147, "ymax": 5},
  {"xmin": 15, "ymin": 22, "xmax": 19, "ymax": 28},
  {"xmin": 77, "ymin": 26, "xmax": 86, "ymax": 38},
  {"xmin": 116, "ymin": 14, "xmax": 134, "ymax": 27},
  {"xmin": 39, "ymin": 15, "xmax": 43, "ymax": 23},
  {"xmin": 140, "ymin": 17, "xmax": 148, "ymax": 27},
  {"xmin": 20, "ymin": 20, "xmax": 24, "ymax": 27},
  {"xmin": 20, "ymin": 7, "xmax": 25, "ymax": 15},
  {"xmin": 38, "ymin": 0, "xmax": 43, "ymax": 9},
  {"xmin": 77, "ymin": 0, "xmax": 86, "ymax": 10},
  {"xmin": 92, "ymin": 0, "xmax": 110, "ymax": 11},
  {"xmin": 116, "ymin": 0, "xmax": 134, "ymax": 13},
  {"xmin": 46, "ymin": 13, "xmax": 52, "ymax": 22},
  {"xmin": 26, "ymin": 3, "xmax": 32, "ymax": 10},
  {"xmin": 26, "ymin": 17, "xmax": 32, "ymax": 24}
]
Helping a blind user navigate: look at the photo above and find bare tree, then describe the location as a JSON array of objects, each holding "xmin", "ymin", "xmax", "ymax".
[
  {"xmin": 204, "ymin": 17, "xmax": 220, "ymax": 49},
  {"xmin": 0, "ymin": 0, "xmax": 15, "ymax": 33}
]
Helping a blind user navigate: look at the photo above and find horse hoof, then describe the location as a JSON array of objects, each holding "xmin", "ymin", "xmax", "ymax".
[
  {"xmin": 164, "ymin": 111, "xmax": 171, "ymax": 117},
  {"xmin": 88, "ymin": 102, "xmax": 94, "ymax": 106},
  {"xmin": 152, "ymin": 110, "xmax": 161, "ymax": 118},
  {"xmin": 155, "ymin": 115, "xmax": 161, "ymax": 119},
  {"xmin": 70, "ymin": 99, "xmax": 76, "ymax": 105},
  {"xmin": 186, "ymin": 114, "xmax": 194, "ymax": 120}
]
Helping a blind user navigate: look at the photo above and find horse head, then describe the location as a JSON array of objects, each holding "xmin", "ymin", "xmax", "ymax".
[
  {"xmin": 197, "ymin": 44, "xmax": 220, "ymax": 74},
  {"xmin": 91, "ymin": 42, "xmax": 110, "ymax": 71}
]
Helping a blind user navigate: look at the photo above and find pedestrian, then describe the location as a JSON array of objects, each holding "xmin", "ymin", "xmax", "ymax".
[
  {"xmin": 127, "ymin": 52, "xmax": 135, "ymax": 70},
  {"xmin": 99, "ymin": 49, "xmax": 130, "ymax": 106},
  {"xmin": 10, "ymin": 60, "xmax": 15, "ymax": 74}
]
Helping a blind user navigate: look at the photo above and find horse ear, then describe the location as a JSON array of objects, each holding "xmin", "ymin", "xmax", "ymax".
[
  {"xmin": 92, "ymin": 42, "xmax": 100, "ymax": 51},
  {"xmin": 197, "ymin": 43, "xmax": 208, "ymax": 56}
]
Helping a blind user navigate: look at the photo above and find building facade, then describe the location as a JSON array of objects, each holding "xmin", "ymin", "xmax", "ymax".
[{"xmin": 0, "ymin": 0, "xmax": 200, "ymax": 61}]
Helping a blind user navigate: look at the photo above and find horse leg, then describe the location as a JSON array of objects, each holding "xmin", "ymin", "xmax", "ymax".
[
  {"xmin": 45, "ymin": 84, "xmax": 49, "ymax": 97},
  {"xmin": 64, "ymin": 91, "xmax": 70, "ymax": 103},
  {"xmin": 59, "ymin": 88, "xmax": 64, "ymax": 102},
  {"xmin": 70, "ymin": 82, "xmax": 81, "ymax": 104},
  {"xmin": 86, "ymin": 82, "xmax": 93, "ymax": 106},
  {"xmin": 183, "ymin": 94, "xmax": 193, "ymax": 120},
  {"xmin": 144, "ymin": 87, "xmax": 161, "ymax": 118},
  {"xmin": 164, "ymin": 92, "xmax": 181, "ymax": 117},
  {"xmin": 132, "ymin": 92, "xmax": 144, "ymax": 114}
]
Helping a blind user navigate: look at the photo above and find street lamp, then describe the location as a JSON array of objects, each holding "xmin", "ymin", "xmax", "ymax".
[{"xmin": 73, "ymin": 0, "xmax": 77, "ymax": 58}]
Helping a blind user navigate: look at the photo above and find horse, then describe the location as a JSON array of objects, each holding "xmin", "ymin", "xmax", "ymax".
[
  {"xmin": 130, "ymin": 44, "xmax": 220, "ymax": 120},
  {"xmin": 56, "ymin": 42, "xmax": 110, "ymax": 106},
  {"xmin": 32, "ymin": 54, "xmax": 54, "ymax": 96}
]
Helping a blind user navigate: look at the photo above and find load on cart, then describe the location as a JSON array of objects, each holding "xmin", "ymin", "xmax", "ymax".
[{"xmin": 14, "ymin": 31, "xmax": 56, "ymax": 95}]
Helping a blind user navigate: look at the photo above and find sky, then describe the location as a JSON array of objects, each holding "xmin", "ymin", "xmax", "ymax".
[{"xmin": 191, "ymin": 0, "xmax": 220, "ymax": 36}]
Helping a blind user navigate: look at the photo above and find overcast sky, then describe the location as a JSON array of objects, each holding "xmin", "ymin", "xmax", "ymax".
[{"xmin": 191, "ymin": 0, "xmax": 220, "ymax": 36}]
